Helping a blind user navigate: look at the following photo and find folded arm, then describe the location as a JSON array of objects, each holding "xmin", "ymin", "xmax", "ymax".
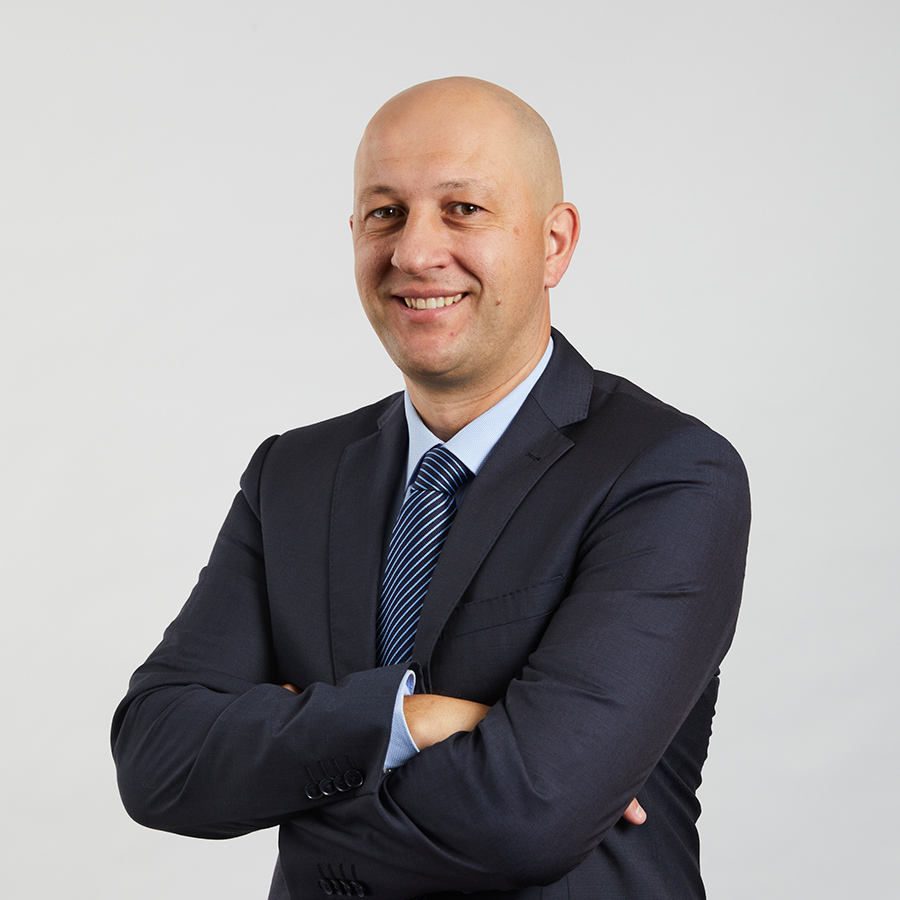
[
  {"xmin": 113, "ymin": 424, "xmax": 747, "ymax": 894},
  {"xmin": 275, "ymin": 426, "xmax": 749, "ymax": 896},
  {"xmin": 402, "ymin": 693, "xmax": 645, "ymax": 824},
  {"xmin": 111, "ymin": 437, "xmax": 409, "ymax": 837}
]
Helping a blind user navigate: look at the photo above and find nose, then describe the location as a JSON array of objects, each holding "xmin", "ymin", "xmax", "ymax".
[{"xmin": 390, "ymin": 210, "xmax": 452, "ymax": 275}]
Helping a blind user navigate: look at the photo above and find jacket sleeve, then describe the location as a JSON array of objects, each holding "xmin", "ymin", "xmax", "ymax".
[
  {"xmin": 111, "ymin": 436, "xmax": 409, "ymax": 838},
  {"xmin": 275, "ymin": 425, "xmax": 751, "ymax": 897}
]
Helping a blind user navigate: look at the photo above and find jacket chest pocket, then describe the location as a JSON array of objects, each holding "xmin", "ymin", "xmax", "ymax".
[{"xmin": 429, "ymin": 575, "xmax": 565, "ymax": 705}]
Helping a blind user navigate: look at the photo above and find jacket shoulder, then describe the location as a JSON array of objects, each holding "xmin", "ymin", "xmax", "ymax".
[
  {"xmin": 579, "ymin": 369, "xmax": 748, "ymax": 497},
  {"xmin": 277, "ymin": 392, "xmax": 403, "ymax": 452},
  {"xmin": 239, "ymin": 392, "xmax": 404, "ymax": 516},
  {"xmin": 588, "ymin": 369, "xmax": 734, "ymax": 442}
]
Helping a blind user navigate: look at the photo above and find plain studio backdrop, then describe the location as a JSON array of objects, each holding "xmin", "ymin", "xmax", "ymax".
[{"xmin": 2, "ymin": 2, "xmax": 897, "ymax": 897}]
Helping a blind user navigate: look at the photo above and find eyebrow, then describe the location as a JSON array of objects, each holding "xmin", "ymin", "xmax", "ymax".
[
  {"xmin": 356, "ymin": 179, "xmax": 498, "ymax": 206},
  {"xmin": 436, "ymin": 180, "xmax": 494, "ymax": 192},
  {"xmin": 359, "ymin": 185, "xmax": 395, "ymax": 200}
]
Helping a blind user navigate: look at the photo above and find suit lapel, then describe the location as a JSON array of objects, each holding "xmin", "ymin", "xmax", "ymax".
[
  {"xmin": 412, "ymin": 330, "xmax": 595, "ymax": 675},
  {"xmin": 329, "ymin": 395, "xmax": 407, "ymax": 681}
]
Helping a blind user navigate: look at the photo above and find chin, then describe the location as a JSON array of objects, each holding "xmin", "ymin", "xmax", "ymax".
[
  {"xmin": 389, "ymin": 336, "xmax": 463, "ymax": 376},
  {"xmin": 394, "ymin": 350, "xmax": 463, "ymax": 385}
]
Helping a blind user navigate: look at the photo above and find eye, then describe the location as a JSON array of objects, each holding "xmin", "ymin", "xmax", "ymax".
[
  {"xmin": 451, "ymin": 203, "xmax": 481, "ymax": 216},
  {"xmin": 371, "ymin": 206, "xmax": 404, "ymax": 220}
]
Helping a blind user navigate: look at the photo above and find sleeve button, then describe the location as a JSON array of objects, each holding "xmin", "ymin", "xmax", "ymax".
[{"xmin": 319, "ymin": 777, "xmax": 337, "ymax": 796}]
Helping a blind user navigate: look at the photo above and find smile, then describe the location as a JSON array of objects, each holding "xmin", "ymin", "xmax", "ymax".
[{"xmin": 402, "ymin": 293, "xmax": 464, "ymax": 310}]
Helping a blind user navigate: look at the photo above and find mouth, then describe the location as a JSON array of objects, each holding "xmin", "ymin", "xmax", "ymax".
[{"xmin": 399, "ymin": 292, "xmax": 465, "ymax": 310}]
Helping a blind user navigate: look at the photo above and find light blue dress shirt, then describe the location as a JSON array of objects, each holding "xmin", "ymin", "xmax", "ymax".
[{"xmin": 383, "ymin": 338, "xmax": 554, "ymax": 769}]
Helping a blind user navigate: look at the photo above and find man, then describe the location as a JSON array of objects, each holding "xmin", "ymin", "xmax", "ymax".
[{"xmin": 112, "ymin": 77, "xmax": 750, "ymax": 899}]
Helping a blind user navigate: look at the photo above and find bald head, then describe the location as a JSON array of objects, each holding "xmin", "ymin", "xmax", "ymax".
[
  {"xmin": 350, "ymin": 77, "xmax": 580, "ymax": 427},
  {"xmin": 356, "ymin": 77, "xmax": 564, "ymax": 213}
]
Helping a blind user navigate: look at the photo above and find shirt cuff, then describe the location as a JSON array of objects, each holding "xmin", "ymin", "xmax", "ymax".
[{"xmin": 383, "ymin": 669, "xmax": 419, "ymax": 770}]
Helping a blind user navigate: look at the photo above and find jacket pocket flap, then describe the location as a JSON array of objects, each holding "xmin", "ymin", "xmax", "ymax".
[{"xmin": 443, "ymin": 575, "xmax": 565, "ymax": 639}]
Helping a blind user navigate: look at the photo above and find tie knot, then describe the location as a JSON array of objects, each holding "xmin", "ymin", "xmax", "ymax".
[{"xmin": 412, "ymin": 446, "xmax": 470, "ymax": 495}]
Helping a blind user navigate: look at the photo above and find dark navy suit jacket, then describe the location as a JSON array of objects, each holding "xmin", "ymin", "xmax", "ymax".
[{"xmin": 112, "ymin": 330, "xmax": 750, "ymax": 899}]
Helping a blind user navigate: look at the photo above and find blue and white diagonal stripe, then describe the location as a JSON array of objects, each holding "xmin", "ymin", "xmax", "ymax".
[{"xmin": 377, "ymin": 446, "xmax": 470, "ymax": 667}]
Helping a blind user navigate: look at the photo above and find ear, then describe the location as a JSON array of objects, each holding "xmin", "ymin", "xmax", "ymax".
[
  {"xmin": 349, "ymin": 214, "xmax": 355, "ymax": 233},
  {"xmin": 543, "ymin": 203, "xmax": 580, "ymax": 289}
]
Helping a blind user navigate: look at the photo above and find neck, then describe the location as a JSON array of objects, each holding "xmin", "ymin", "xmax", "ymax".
[{"xmin": 405, "ymin": 333, "xmax": 550, "ymax": 442}]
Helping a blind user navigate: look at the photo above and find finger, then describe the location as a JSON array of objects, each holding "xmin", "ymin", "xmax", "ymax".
[
  {"xmin": 622, "ymin": 798, "xmax": 646, "ymax": 824},
  {"xmin": 281, "ymin": 683, "xmax": 300, "ymax": 694}
]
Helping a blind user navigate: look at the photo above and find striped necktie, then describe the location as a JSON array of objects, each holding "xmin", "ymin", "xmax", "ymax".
[{"xmin": 377, "ymin": 445, "xmax": 470, "ymax": 667}]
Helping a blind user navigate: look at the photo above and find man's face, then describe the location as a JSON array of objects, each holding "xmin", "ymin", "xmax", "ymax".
[{"xmin": 351, "ymin": 97, "xmax": 553, "ymax": 396}]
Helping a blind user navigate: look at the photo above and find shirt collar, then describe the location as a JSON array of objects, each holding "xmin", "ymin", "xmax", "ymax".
[{"xmin": 403, "ymin": 337, "xmax": 554, "ymax": 487}]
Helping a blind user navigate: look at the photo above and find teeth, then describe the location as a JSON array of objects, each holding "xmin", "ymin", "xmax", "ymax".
[{"xmin": 403, "ymin": 293, "xmax": 463, "ymax": 310}]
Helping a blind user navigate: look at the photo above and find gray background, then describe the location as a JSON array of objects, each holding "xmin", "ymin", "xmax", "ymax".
[{"xmin": 2, "ymin": 1, "xmax": 897, "ymax": 897}]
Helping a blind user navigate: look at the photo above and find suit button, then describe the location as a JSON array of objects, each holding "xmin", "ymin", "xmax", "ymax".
[
  {"xmin": 319, "ymin": 777, "xmax": 337, "ymax": 796},
  {"xmin": 334, "ymin": 772, "xmax": 349, "ymax": 792},
  {"xmin": 318, "ymin": 878, "xmax": 333, "ymax": 895},
  {"xmin": 344, "ymin": 769, "xmax": 363, "ymax": 788},
  {"xmin": 350, "ymin": 881, "xmax": 366, "ymax": 896},
  {"xmin": 329, "ymin": 879, "xmax": 345, "ymax": 895},
  {"xmin": 306, "ymin": 782, "xmax": 323, "ymax": 800}
]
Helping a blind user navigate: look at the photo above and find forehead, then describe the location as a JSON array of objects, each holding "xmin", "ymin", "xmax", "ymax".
[{"xmin": 354, "ymin": 102, "xmax": 526, "ymax": 201}]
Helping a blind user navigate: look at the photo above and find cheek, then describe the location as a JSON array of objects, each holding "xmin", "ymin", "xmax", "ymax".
[
  {"xmin": 491, "ymin": 238, "xmax": 543, "ymax": 299},
  {"xmin": 354, "ymin": 252, "xmax": 384, "ymax": 294},
  {"xmin": 456, "ymin": 229, "xmax": 542, "ymax": 297},
  {"xmin": 457, "ymin": 236, "xmax": 505, "ymax": 285}
]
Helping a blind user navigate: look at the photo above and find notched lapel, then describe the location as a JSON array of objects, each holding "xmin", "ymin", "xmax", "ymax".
[
  {"xmin": 412, "ymin": 398, "xmax": 574, "ymax": 677},
  {"xmin": 329, "ymin": 398, "xmax": 406, "ymax": 681},
  {"xmin": 411, "ymin": 331, "xmax": 596, "ymax": 678}
]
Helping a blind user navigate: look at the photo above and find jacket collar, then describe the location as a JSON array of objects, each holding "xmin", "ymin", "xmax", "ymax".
[{"xmin": 328, "ymin": 329, "xmax": 595, "ymax": 682}]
